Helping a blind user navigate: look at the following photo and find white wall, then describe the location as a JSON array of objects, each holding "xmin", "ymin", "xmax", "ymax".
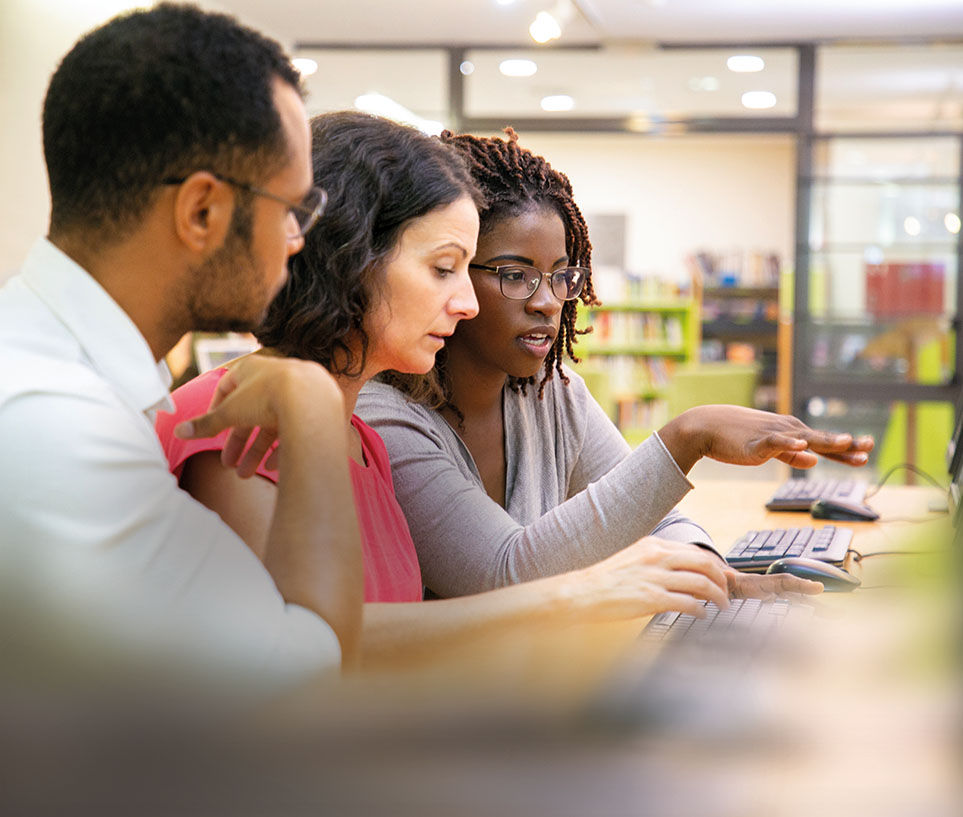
[
  {"xmin": 517, "ymin": 132, "xmax": 796, "ymax": 285},
  {"xmin": 0, "ymin": 0, "xmax": 255, "ymax": 284}
]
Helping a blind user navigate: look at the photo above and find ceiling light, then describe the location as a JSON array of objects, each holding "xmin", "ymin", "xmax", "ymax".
[
  {"xmin": 529, "ymin": 11, "xmax": 562, "ymax": 43},
  {"xmin": 354, "ymin": 94, "xmax": 443, "ymax": 136},
  {"xmin": 945, "ymin": 212, "xmax": 961, "ymax": 234},
  {"xmin": 541, "ymin": 94, "xmax": 574, "ymax": 112},
  {"xmin": 499, "ymin": 58, "xmax": 537, "ymax": 77},
  {"xmin": 460, "ymin": 60, "xmax": 475, "ymax": 76},
  {"xmin": 727, "ymin": 55, "xmax": 765, "ymax": 73},
  {"xmin": 741, "ymin": 91, "xmax": 777, "ymax": 110},
  {"xmin": 903, "ymin": 216, "xmax": 921, "ymax": 237},
  {"xmin": 291, "ymin": 57, "xmax": 318, "ymax": 77}
]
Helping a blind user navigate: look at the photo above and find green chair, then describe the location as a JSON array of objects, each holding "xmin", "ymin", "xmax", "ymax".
[{"xmin": 666, "ymin": 362, "xmax": 760, "ymax": 417}]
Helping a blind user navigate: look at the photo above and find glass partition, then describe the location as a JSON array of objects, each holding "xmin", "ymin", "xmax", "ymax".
[
  {"xmin": 816, "ymin": 44, "xmax": 963, "ymax": 133},
  {"xmin": 464, "ymin": 47, "xmax": 798, "ymax": 121}
]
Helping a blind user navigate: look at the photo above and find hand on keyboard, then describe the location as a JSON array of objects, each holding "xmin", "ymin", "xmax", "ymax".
[
  {"xmin": 573, "ymin": 537, "xmax": 730, "ymax": 621},
  {"xmin": 658, "ymin": 405, "xmax": 874, "ymax": 473},
  {"xmin": 723, "ymin": 568, "xmax": 823, "ymax": 601}
]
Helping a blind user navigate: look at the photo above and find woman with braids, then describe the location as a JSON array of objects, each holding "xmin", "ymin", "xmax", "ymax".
[
  {"xmin": 356, "ymin": 128, "xmax": 873, "ymax": 599},
  {"xmin": 156, "ymin": 112, "xmax": 784, "ymax": 667}
]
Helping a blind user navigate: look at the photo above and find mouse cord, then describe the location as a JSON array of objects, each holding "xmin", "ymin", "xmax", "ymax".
[
  {"xmin": 864, "ymin": 462, "xmax": 947, "ymax": 499},
  {"xmin": 877, "ymin": 513, "xmax": 948, "ymax": 523},
  {"xmin": 847, "ymin": 547, "xmax": 945, "ymax": 563}
]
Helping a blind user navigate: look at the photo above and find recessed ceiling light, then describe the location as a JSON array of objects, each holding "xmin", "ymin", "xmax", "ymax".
[
  {"xmin": 944, "ymin": 212, "xmax": 960, "ymax": 234},
  {"xmin": 500, "ymin": 58, "xmax": 537, "ymax": 77},
  {"xmin": 460, "ymin": 60, "xmax": 475, "ymax": 76},
  {"xmin": 529, "ymin": 11, "xmax": 561, "ymax": 43},
  {"xmin": 903, "ymin": 216, "xmax": 921, "ymax": 237},
  {"xmin": 727, "ymin": 55, "xmax": 765, "ymax": 73},
  {"xmin": 541, "ymin": 94, "xmax": 574, "ymax": 112},
  {"xmin": 292, "ymin": 57, "xmax": 318, "ymax": 77},
  {"xmin": 741, "ymin": 91, "xmax": 776, "ymax": 110}
]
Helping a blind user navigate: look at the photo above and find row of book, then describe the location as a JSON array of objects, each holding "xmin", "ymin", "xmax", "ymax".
[
  {"xmin": 687, "ymin": 249, "xmax": 782, "ymax": 288},
  {"xmin": 615, "ymin": 398, "xmax": 670, "ymax": 435},
  {"xmin": 582, "ymin": 355, "xmax": 676, "ymax": 398},
  {"xmin": 865, "ymin": 262, "xmax": 944, "ymax": 317},
  {"xmin": 701, "ymin": 298, "xmax": 779, "ymax": 322},
  {"xmin": 583, "ymin": 311, "xmax": 685, "ymax": 347}
]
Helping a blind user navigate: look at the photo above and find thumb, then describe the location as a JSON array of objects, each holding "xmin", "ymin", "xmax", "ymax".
[{"xmin": 174, "ymin": 407, "xmax": 229, "ymax": 440}]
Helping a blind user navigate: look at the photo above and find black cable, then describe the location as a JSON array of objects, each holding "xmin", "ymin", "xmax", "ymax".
[{"xmin": 864, "ymin": 462, "xmax": 947, "ymax": 499}]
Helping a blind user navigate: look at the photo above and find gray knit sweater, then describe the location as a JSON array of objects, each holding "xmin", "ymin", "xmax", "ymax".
[{"xmin": 356, "ymin": 367, "xmax": 715, "ymax": 597}]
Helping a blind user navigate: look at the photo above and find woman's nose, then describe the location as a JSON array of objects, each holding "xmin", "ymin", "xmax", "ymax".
[{"xmin": 450, "ymin": 271, "xmax": 479, "ymax": 319}]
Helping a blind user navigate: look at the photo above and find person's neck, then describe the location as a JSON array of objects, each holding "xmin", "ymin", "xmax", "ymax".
[
  {"xmin": 443, "ymin": 340, "xmax": 508, "ymax": 423},
  {"xmin": 335, "ymin": 369, "xmax": 368, "ymax": 425},
  {"xmin": 50, "ymin": 231, "xmax": 186, "ymax": 362}
]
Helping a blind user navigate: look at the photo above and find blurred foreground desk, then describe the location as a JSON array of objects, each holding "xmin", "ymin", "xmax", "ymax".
[{"xmin": 2, "ymin": 481, "xmax": 955, "ymax": 817}]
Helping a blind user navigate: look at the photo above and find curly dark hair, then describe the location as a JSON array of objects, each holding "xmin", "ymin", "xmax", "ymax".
[
  {"xmin": 254, "ymin": 111, "xmax": 479, "ymax": 375},
  {"xmin": 383, "ymin": 128, "xmax": 598, "ymax": 408},
  {"xmin": 43, "ymin": 3, "xmax": 300, "ymax": 245}
]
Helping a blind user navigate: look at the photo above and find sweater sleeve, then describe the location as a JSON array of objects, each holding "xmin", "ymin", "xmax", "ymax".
[
  {"xmin": 564, "ymin": 378, "xmax": 715, "ymax": 552},
  {"xmin": 359, "ymin": 382, "xmax": 718, "ymax": 598}
]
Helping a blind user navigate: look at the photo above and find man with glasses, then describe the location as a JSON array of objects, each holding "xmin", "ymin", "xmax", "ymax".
[{"xmin": 0, "ymin": 4, "xmax": 362, "ymax": 683}]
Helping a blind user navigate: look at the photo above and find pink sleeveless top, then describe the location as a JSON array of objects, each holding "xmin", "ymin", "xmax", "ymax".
[{"xmin": 155, "ymin": 368, "xmax": 422, "ymax": 603}]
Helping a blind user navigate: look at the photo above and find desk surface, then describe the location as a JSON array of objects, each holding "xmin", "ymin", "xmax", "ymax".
[{"xmin": 676, "ymin": 477, "xmax": 944, "ymax": 574}]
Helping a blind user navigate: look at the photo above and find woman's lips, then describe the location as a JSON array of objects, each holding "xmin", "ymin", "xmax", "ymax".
[{"xmin": 517, "ymin": 331, "xmax": 554, "ymax": 356}]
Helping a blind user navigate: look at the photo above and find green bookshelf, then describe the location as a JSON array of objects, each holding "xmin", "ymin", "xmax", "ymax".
[{"xmin": 575, "ymin": 299, "xmax": 699, "ymax": 446}]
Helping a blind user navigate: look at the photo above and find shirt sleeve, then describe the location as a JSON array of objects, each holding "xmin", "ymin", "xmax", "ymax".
[
  {"xmin": 359, "ymin": 383, "xmax": 717, "ymax": 599},
  {"xmin": 0, "ymin": 388, "xmax": 340, "ymax": 685}
]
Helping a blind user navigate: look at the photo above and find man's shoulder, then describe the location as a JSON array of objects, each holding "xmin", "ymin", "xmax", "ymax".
[{"xmin": 0, "ymin": 310, "xmax": 111, "ymax": 409}]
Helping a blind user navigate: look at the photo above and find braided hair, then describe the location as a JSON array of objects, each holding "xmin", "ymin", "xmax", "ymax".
[{"xmin": 442, "ymin": 128, "xmax": 598, "ymax": 398}]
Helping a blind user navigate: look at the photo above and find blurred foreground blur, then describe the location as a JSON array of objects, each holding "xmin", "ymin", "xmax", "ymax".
[{"xmin": 1, "ymin": 522, "xmax": 958, "ymax": 817}]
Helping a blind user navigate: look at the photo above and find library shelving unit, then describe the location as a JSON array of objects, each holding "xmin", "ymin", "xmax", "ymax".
[
  {"xmin": 700, "ymin": 285, "xmax": 780, "ymax": 411},
  {"xmin": 575, "ymin": 298, "xmax": 698, "ymax": 447}
]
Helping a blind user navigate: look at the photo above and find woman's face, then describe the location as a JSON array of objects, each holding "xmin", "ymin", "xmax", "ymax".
[
  {"xmin": 363, "ymin": 195, "xmax": 480, "ymax": 375},
  {"xmin": 448, "ymin": 204, "xmax": 568, "ymax": 380}
]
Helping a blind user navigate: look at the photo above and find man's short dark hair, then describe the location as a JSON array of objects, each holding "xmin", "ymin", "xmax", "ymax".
[{"xmin": 42, "ymin": 2, "xmax": 301, "ymax": 243}]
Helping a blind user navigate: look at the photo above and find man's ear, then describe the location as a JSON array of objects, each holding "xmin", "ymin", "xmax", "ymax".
[{"xmin": 170, "ymin": 171, "xmax": 234, "ymax": 253}]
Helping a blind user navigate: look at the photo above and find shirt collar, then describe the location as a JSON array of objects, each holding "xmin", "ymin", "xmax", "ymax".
[{"xmin": 21, "ymin": 238, "xmax": 175, "ymax": 417}]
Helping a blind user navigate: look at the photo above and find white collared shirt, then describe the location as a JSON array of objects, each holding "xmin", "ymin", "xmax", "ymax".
[{"xmin": 0, "ymin": 238, "xmax": 340, "ymax": 686}]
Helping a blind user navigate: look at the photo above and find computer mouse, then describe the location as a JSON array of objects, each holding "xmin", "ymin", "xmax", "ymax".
[
  {"xmin": 766, "ymin": 556, "xmax": 861, "ymax": 592},
  {"xmin": 810, "ymin": 498, "xmax": 880, "ymax": 522}
]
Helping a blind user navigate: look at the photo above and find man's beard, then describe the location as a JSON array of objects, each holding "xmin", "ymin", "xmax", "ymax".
[{"xmin": 187, "ymin": 198, "xmax": 269, "ymax": 333}]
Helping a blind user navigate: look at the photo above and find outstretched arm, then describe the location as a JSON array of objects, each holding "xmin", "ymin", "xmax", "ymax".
[{"xmin": 658, "ymin": 405, "xmax": 874, "ymax": 476}]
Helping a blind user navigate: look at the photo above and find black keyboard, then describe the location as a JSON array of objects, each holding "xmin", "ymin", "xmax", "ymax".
[
  {"xmin": 765, "ymin": 477, "xmax": 867, "ymax": 511},
  {"xmin": 724, "ymin": 525, "xmax": 852, "ymax": 572},
  {"xmin": 641, "ymin": 597, "xmax": 815, "ymax": 648}
]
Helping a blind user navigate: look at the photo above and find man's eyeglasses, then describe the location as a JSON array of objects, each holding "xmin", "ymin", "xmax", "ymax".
[
  {"xmin": 162, "ymin": 172, "xmax": 327, "ymax": 238},
  {"xmin": 469, "ymin": 263, "xmax": 587, "ymax": 302}
]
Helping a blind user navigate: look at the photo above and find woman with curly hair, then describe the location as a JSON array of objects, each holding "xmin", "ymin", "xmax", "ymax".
[
  {"xmin": 358, "ymin": 128, "xmax": 872, "ymax": 600},
  {"xmin": 156, "ymin": 112, "xmax": 776, "ymax": 666}
]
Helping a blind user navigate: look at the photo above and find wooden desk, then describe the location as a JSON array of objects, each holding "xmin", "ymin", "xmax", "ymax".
[{"xmin": 677, "ymin": 478, "xmax": 948, "ymax": 582}]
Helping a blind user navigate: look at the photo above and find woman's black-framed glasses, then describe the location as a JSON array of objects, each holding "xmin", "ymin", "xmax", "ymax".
[
  {"xmin": 469, "ymin": 263, "xmax": 587, "ymax": 302},
  {"xmin": 162, "ymin": 172, "xmax": 327, "ymax": 238}
]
